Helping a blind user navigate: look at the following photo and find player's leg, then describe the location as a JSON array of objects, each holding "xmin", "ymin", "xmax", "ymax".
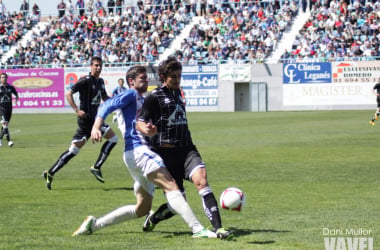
[
  {"xmin": 0, "ymin": 109, "xmax": 13, "ymax": 146},
  {"xmin": 186, "ymin": 148, "xmax": 233, "ymax": 240},
  {"xmin": 148, "ymin": 167, "xmax": 207, "ymax": 234},
  {"xmin": 142, "ymin": 147, "xmax": 217, "ymax": 237},
  {"xmin": 42, "ymin": 129, "xmax": 86, "ymax": 190},
  {"xmin": 0, "ymin": 120, "xmax": 6, "ymax": 147},
  {"xmin": 0, "ymin": 108, "xmax": 5, "ymax": 145},
  {"xmin": 370, "ymin": 99, "xmax": 380, "ymax": 125},
  {"xmin": 73, "ymin": 149, "xmax": 154, "ymax": 236},
  {"xmin": 90, "ymin": 124, "xmax": 118, "ymax": 183},
  {"xmin": 72, "ymin": 186, "xmax": 151, "ymax": 236},
  {"xmin": 144, "ymin": 149, "xmax": 215, "ymax": 237},
  {"xmin": 142, "ymin": 147, "xmax": 182, "ymax": 230}
]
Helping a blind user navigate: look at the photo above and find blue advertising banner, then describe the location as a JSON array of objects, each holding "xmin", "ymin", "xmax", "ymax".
[
  {"xmin": 181, "ymin": 65, "xmax": 218, "ymax": 106},
  {"xmin": 283, "ymin": 63, "xmax": 332, "ymax": 84}
]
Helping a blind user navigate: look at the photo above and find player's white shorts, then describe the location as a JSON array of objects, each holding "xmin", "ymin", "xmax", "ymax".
[{"xmin": 123, "ymin": 145, "xmax": 165, "ymax": 196}]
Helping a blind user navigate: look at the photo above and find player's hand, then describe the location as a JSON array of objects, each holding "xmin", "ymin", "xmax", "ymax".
[
  {"xmin": 76, "ymin": 109, "xmax": 86, "ymax": 118},
  {"xmin": 91, "ymin": 129, "xmax": 102, "ymax": 144},
  {"xmin": 145, "ymin": 123, "xmax": 157, "ymax": 137}
]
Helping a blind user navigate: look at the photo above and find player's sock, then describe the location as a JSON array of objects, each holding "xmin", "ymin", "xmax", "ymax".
[
  {"xmin": 49, "ymin": 149, "xmax": 77, "ymax": 175},
  {"xmin": 1, "ymin": 127, "xmax": 9, "ymax": 140},
  {"xmin": 94, "ymin": 139, "xmax": 117, "ymax": 169},
  {"xmin": 199, "ymin": 187, "xmax": 223, "ymax": 230},
  {"xmin": 94, "ymin": 205, "xmax": 137, "ymax": 231},
  {"xmin": 4, "ymin": 127, "xmax": 10, "ymax": 141},
  {"xmin": 149, "ymin": 203, "xmax": 175, "ymax": 224},
  {"xmin": 166, "ymin": 190, "xmax": 203, "ymax": 233}
]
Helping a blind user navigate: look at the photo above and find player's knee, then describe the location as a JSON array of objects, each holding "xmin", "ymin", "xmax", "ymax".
[
  {"xmin": 107, "ymin": 134, "xmax": 118, "ymax": 143},
  {"xmin": 191, "ymin": 168, "xmax": 208, "ymax": 188},
  {"xmin": 69, "ymin": 145, "xmax": 80, "ymax": 155},
  {"xmin": 135, "ymin": 203, "xmax": 151, "ymax": 217}
]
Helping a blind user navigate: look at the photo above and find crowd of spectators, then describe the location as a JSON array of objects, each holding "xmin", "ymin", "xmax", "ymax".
[
  {"xmin": 280, "ymin": 0, "xmax": 380, "ymax": 62},
  {"xmin": 176, "ymin": 0, "xmax": 298, "ymax": 64},
  {"xmin": 1, "ymin": 0, "xmax": 378, "ymax": 68},
  {"xmin": 1, "ymin": 0, "xmax": 299, "ymax": 67},
  {"xmin": 1, "ymin": 1, "xmax": 194, "ymax": 68},
  {"xmin": 0, "ymin": 0, "xmax": 41, "ymax": 61}
]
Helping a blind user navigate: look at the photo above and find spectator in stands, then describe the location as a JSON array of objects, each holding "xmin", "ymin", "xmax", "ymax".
[
  {"xmin": 116, "ymin": 0, "xmax": 123, "ymax": 15},
  {"xmin": 31, "ymin": 3, "xmax": 41, "ymax": 23},
  {"xmin": 57, "ymin": 0, "xmax": 66, "ymax": 18},
  {"xmin": 95, "ymin": 0, "xmax": 104, "ymax": 12},
  {"xmin": 108, "ymin": 0, "xmax": 115, "ymax": 14},
  {"xmin": 86, "ymin": 0, "xmax": 94, "ymax": 13},
  {"xmin": 76, "ymin": 0, "xmax": 86, "ymax": 16},
  {"xmin": 20, "ymin": 0, "xmax": 29, "ymax": 18},
  {"xmin": 0, "ymin": 0, "xmax": 6, "ymax": 16},
  {"xmin": 67, "ymin": 0, "xmax": 75, "ymax": 15}
]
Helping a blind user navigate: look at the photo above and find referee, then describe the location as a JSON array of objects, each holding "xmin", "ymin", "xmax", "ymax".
[{"xmin": 0, "ymin": 73, "xmax": 18, "ymax": 147}]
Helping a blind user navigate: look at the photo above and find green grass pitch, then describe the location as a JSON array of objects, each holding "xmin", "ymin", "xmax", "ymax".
[{"xmin": 0, "ymin": 111, "xmax": 378, "ymax": 249}]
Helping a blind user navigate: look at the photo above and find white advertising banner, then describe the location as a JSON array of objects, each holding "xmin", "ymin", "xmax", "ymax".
[
  {"xmin": 219, "ymin": 64, "xmax": 251, "ymax": 82},
  {"xmin": 283, "ymin": 61, "xmax": 380, "ymax": 106},
  {"xmin": 64, "ymin": 67, "xmax": 127, "ymax": 107}
]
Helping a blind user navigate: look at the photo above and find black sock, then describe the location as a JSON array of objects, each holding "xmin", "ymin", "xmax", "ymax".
[
  {"xmin": 202, "ymin": 192, "xmax": 222, "ymax": 230},
  {"xmin": 4, "ymin": 127, "xmax": 10, "ymax": 141},
  {"xmin": 94, "ymin": 141, "xmax": 116, "ymax": 169},
  {"xmin": 150, "ymin": 203, "xmax": 175, "ymax": 224},
  {"xmin": 49, "ymin": 150, "xmax": 76, "ymax": 175}
]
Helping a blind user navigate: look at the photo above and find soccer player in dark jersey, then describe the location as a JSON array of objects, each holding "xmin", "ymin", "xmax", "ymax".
[
  {"xmin": 0, "ymin": 73, "xmax": 18, "ymax": 147},
  {"xmin": 370, "ymin": 81, "xmax": 380, "ymax": 125},
  {"xmin": 136, "ymin": 56, "xmax": 233, "ymax": 240},
  {"xmin": 42, "ymin": 56, "xmax": 118, "ymax": 190},
  {"xmin": 72, "ymin": 65, "xmax": 216, "ymax": 238}
]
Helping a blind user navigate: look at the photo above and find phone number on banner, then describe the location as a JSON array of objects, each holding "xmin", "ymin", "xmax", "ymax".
[
  {"xmin": 16, "ymin": 99, "xmax": 64, "ymax": 108},
  {"xmin": 186, "ymin": 98, "xmax": 217, "ymax": 106}
]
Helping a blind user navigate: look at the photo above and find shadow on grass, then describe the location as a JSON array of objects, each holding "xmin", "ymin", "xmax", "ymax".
[
  {"xmin": 145, "ymin": 227, "xmax": 290, "ymax": 244},
  {"xmin": 231, "ymin": 227, "xmax": 290, "ymax": 245}
]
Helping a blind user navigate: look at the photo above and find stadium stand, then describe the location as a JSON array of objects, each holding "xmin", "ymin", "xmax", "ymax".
[
  {"xmin": 0, "ymin": 0, "xmax": 378, "ymax": 68},
  {"xmin": 278, "ymin": 0, "xmax": 380, "ymax": 62}
]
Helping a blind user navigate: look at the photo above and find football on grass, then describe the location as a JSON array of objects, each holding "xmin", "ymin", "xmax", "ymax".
[{"xmin": 220, "ymin": 187, "xmax": 246, "ymax": 211}]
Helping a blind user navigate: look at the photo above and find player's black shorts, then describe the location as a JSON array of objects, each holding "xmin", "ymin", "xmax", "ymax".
[
  {"xmin": 0, "ymin": 107, "xmax": 12, "ymax": 123},
  {"xmin": 376, "ymin": 96, "xmax": 380, "ymax": 108},
  {"xmin": 72, "ymin": 116, "xmax": 110, "ymax": 142},
  {"xmin": 153, "ymin": 145, "xmax": 205, "ymax": 192}
]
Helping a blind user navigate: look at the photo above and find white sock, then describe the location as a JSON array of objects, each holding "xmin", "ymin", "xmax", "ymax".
[
  {"xmin": 166, "ymin": 190, "xmax": 203, "ymax": 233},
  {"xmin": 94, "ymin": 205, "xmax": 137, "ymax": 231}
]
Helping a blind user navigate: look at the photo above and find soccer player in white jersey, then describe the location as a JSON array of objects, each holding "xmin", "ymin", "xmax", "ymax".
[{"xmin": 72, "ymin": 65, "xmax": 216, "ymax": 238}]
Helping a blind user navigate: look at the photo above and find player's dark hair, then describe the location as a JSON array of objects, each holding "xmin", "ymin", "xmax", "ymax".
[
  {"xmin": 158, "ymin": 56, "xmax": 182, "ymax": 83},
  {"xmin": 126, "ymin": 65, "xmax": 146, "ymax": 87},
  {"xmin": 0, "ymin": 73, "xmax": 7, "ymax": 78},
  {"xmin": 91, "ymin": 56, "xmax": 103, "ymax": 65}
]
